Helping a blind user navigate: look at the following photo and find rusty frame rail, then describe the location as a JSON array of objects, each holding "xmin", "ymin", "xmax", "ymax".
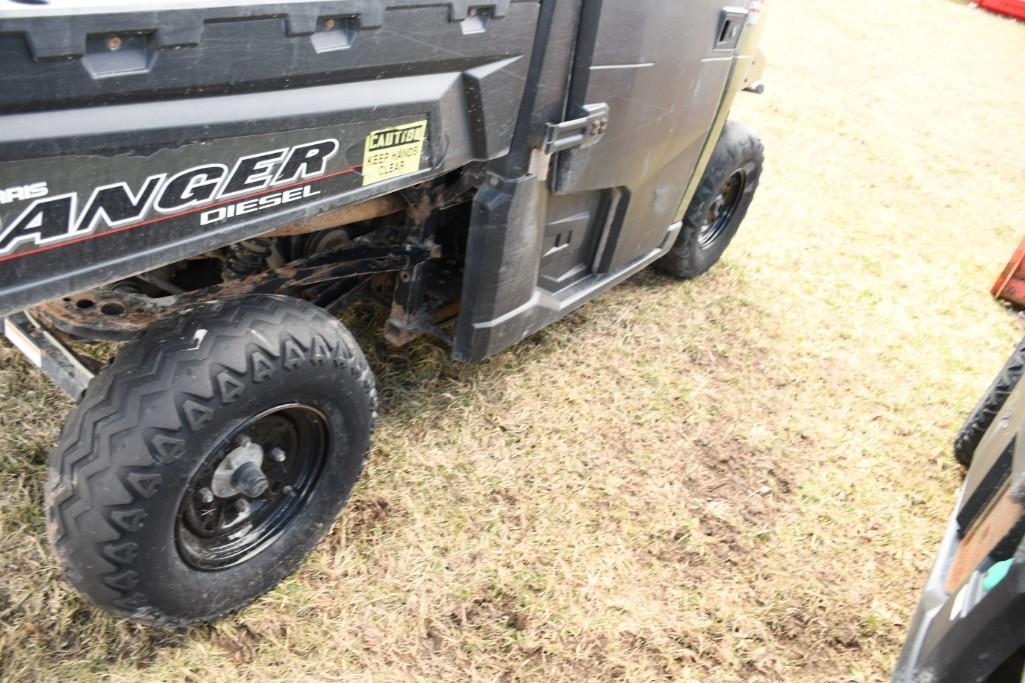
[{"xmin": 36, "ymin": 242, "xmax": 435, "ymax": 341}]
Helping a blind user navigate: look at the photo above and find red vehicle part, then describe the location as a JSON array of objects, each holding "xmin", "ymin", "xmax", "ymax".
[
  {"xmin": 992, "ymin": 235, "xmax": 1025, "ymax": 307},
  {"xmin": 976, "ymin": 0, "xmax": 1025, "ymax": 20}
]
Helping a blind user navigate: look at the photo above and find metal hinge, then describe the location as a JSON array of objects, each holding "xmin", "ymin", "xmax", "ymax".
[{"xmin": 542, "ymin": 103, "xmax": 610, "ymax": 155}]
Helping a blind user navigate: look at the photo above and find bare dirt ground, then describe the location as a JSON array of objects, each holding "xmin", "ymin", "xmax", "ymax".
[{"xmin": 3, "ymin": 0, "xmax": 1025, "ymax": 680}]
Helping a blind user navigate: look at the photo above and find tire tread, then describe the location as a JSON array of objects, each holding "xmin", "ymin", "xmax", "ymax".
[
  {"xmin": 953, "ymin": 335, "xmax": 1025, "ymax": 466},
  {"xmin": 46, "ymin": 295, "xmax": 376, "ymax": 627}
]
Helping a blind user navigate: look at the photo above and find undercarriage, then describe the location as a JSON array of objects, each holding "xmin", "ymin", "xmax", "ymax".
[{"xmin": 10, "ymin": 175, "xmax": 478, "ymax": 398}]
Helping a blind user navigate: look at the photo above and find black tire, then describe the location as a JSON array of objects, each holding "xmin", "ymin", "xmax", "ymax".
[
  {"xmin": 656, "ymin": 121, "xmax": 764, "ymax": 279},
  {"xmin": 953, "ymin": 335, "xmax": 1025, "ymax": 467},
  {"xmin": 46, "ymin": 294, "xmax": 377, "ymax": 627}
]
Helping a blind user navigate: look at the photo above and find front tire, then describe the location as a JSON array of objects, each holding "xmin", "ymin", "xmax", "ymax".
[
  {"xmin": 656, "ymin": 121, "xmax": 764, "ymax": 279},
  {"xmin": 46, "ymin": 294, "xmax": 376, "ymax": 627},
  {"xmin": 953, "ymin": 335, "xmax": 1025, "ymax": 467}
]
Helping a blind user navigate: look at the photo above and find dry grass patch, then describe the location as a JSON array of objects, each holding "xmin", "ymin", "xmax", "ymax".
[{"xmin": 3, "ymin": 0, "xmax": 1025, "ymax": 680}]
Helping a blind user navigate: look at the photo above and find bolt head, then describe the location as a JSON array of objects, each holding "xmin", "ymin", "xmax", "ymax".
[
  {"xmin": 196, "ymin": 487, "xmax": 214, "ymax": 504},
  {"xmin": 324, "ymin": 18, "xmax": 336, "ymax": 29},
  {"xmin": 234, "ymin": 498, "xmax": 251, "ymax": 514},
  {"xmin": 269, "ymin": 447, "xmax": 286, "ymax": 463},
  {"xmin": 106, "ymin": 35, "xmax": 122, "ymax": 51}
]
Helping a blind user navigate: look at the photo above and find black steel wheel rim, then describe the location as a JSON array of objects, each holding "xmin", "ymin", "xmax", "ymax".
[
  {"xmin": 697, "ymin": 169, "xmax": 747, "ymax": 249},
  {"xmin": 176, "ymin": 404, "xmax": 329, "ymax": 570}
]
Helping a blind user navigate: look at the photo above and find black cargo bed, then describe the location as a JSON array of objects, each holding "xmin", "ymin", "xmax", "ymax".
[{"xmin": 0, "ymin": 0, "xmax": 538, "ymax": 317}]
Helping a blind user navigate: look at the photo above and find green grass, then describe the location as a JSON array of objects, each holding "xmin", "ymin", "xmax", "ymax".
[{"xmin": 3, "ymin": 0, "xmax": 1025, "ymax": 679}]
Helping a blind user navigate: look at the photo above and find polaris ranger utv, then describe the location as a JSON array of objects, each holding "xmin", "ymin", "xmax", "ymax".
[{"xmin": 0, "ymin": 0, "xmax": 767, "ymax": 626}]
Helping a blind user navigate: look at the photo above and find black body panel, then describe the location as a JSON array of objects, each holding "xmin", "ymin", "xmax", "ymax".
[
  {"xmin": 452, "ymin": 0, "xmax": 754, "ymax": 361},
  {"xmin": 0, "ymin": 0, "xmax": 764, "ymax": 361},
  {"xmin": 0, "ymin": 0, "xmax": 537, "ymax": 317}
]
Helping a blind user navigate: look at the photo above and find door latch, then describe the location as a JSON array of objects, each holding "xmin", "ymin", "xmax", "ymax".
[{"xmin": 542, "ymin": 103, "xmax": 610, "ymax": 155}]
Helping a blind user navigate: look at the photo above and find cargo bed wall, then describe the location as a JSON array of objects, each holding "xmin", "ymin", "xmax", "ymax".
[{"xmin": 0, "ymin": 0, "xmax": 538, "ymax": 317}]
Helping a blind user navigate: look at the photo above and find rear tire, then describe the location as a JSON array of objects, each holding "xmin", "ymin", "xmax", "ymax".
[
  {"xmin": 954, "ymin": 335, "xmax": 1025, "ymax": 467},
  {"xmin": 656, "ymin": 121, "xmax": 764, "ymax": 279},
  {"xmin": 46, "ymin": 294, "xmax": 376, "ymax": 627}
]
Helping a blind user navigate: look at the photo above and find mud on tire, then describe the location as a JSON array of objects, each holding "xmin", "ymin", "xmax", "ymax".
[{"xmin": 46, "ymin": 294, "xmax": 377, "ymax": 627}]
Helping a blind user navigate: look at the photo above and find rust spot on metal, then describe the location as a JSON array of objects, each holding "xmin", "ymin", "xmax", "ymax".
[
  {"xmin": 36, "ymin": 291, "xmax": 168, "ymax": 341},
  {"xmin": 39, "ymin": 179, "xmax": 462, "ymax": 344},
  {"xmin": 382, "ymin": 183, "xmax": 456, "ymax": 347},
  {"xmin": 946, "ymin": 481, "xmax": 1022, "ymax": 593},
  {"xmin": 260, "ymin": 195, "xmax": 404, "ymax": 238},
  {"xmin": 383, "ymin": 300, "xmax": 459, "ymax": 347},
  {"xmin": 994, "ymin": 235, "xmax": 1025, "ymax": 307},
  {"xmin": 37, "ymin": 243, "xmax": 433, "ymax": 341}
]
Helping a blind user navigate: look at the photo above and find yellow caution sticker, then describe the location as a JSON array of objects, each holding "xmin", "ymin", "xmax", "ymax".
[{"xmin": 361, "ymin": 120, "xmax": 428, "ymax": 185}]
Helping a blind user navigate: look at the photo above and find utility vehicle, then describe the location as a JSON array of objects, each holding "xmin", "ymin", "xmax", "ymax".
[
  {"xmin": 895, "ymin": 336, "xmax": 1025, "ymax": 682},
  {"xmin": 0, "ymin": 0, "xmax": 767, "ymax": 626}
]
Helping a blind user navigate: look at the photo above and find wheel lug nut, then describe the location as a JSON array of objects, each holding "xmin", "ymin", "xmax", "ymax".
[
  {"xmin": 196, "ymin": 487, "xmax": 214, "ymax": 504},
  {"xmin": 269, "ymin": 447, "xmax": 286, "ymax": 463},
  {"xmin": 234, "ymin": 498, "xmax": 250, "ymax": 514},
  {"xmin": 283, "ymin": 485, "xmax": 295, "ymax": 496}
]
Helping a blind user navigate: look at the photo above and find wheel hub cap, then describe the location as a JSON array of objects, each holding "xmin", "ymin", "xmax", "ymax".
[
  {"xmin": 697, "ymin": 169, "xmax": 747, "ymax": 250},
  {"xmin": 175, "ymin": 404, "xmax": 328, "ymax": 570},
  {"xmin": 210, "ymin": 436, "xmax": 267, "ymax": 498}
]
